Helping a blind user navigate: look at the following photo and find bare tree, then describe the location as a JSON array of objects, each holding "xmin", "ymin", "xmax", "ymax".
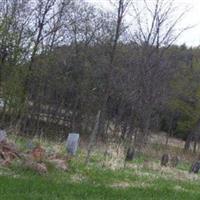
[
  {"xmin": 120, "ymin": 0, "xmax": 189, "ymax": 147},
  {"xmin": 100, "ymin": 0, "xmax": 130, "ymax": 136}
]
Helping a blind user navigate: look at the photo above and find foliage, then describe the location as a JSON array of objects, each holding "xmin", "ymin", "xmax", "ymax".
[{"xmin": 170, "ymin": 59, "xmax": 200, "ymax": 138}]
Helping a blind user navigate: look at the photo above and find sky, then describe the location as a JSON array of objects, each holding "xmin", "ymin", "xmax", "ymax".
[{"xmin": 86, "ymin": 0, "xmax": 200, "ymax": 47}]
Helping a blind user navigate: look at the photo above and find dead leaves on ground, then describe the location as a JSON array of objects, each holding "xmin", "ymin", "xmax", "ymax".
[{"xmin": 0, "ymin": 141, "xmax": 68, "ymax": 175}]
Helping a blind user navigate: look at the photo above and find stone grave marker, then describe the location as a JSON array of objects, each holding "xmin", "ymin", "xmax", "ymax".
[
  {"xmin": 126, "ymin": 147, "xmax": 135, "ymax": 161},
  {"xmin": 0, "ymin": 98, "xmax": 5, "ymax": 108},
  {"xmin": 66, "ymin": 133, "xmax": 80, "ymax": 156},
  {"xmin": 0, "ymin": 129, "xmax": 7, "ymax": 143},
  {"xmin": 161, "ymin": 153, "xmax": 170, "ymax": 166},
  {"xmin": 190, "ymin": 161, "xmax": 200, "ymax": 173}
]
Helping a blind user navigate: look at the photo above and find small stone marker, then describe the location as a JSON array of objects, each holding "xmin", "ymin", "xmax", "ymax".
[
  {"xmin": 161, "ymin": 154, "xmax": 170, "ymax": 166},
  {"xmin": 0, "ymin": 130, "xmax": 7, "ymax": 143},
  {"xmin": 126, "ymin": 147, "xmax": 135, "ymax": 161},
  {"xmin": 66, "ymin": 133, "xmax": 80, "ymax": 156},
  {"xmin": 190, "ymin": 161, "xmax": 200, "ymax": 173}
]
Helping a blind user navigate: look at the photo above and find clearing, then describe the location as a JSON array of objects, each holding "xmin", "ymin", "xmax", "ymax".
[{"xmin": 0, "ymin": 134, "xmax": 200, "ymax": 200}]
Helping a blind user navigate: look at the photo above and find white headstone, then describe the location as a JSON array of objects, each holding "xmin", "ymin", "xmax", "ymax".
[
  {"xmin": 0, "ymin": 130, "xmax": 7, "ymax": 142},
  {"xmin": 0, "ymin": 98, "xmax": 5, "ymax": 108},
  {"xmin": 66, "ymin": 133, "xmax": 79, "ymax": 155}
]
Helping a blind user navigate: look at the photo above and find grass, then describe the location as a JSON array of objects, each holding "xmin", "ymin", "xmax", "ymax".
[
  {"xmin": 0, "ymin": 155, "xmax": 200, "ymax": 200},
  {"xmin": 1, "ymin": 136, "xmax": 200, "ymax": 199},
  {"xmin": 1, "ymin": 164, "xmax": 200, "ymax": 200},
  {"xmin": 177, "ymin": 161, "xmax": 191, "ymax": 171}
]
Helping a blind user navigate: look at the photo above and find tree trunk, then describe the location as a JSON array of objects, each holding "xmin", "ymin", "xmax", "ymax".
[
  {"xmin": 184, "ymin": 133, "xmax": 192, "ymax": 151},
  {"xmin": 193, "ymin": 139, "xmax": 197, "ymax": 154}
]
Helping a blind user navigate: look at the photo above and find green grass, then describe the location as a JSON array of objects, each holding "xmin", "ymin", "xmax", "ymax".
[
  {"xmin": 1, "ymin": 136, "xmax": 200, "ymax": 200},
  {"xmin": 1, "ymin": 168, "xmax": 200, "ymax": 200},
  {"xmin": 0, "ymin": 156, "xmax": 200, "ymax": 200},
  {"xmin": 177, "ymin": 161, "xmax": 190, "ymax": 171}
]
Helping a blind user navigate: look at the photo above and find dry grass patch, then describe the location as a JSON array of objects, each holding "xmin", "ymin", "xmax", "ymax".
[
  {"xmin": 136, "ymin": 160, "xmax": 200, "ymax": 181},
  {"xmin": 71, "ymin": 174, "xmax": 87, "ymax": 183},
  {"xmin": 110, "ymin": 179, "xmax": 154, "ymax": 189}
]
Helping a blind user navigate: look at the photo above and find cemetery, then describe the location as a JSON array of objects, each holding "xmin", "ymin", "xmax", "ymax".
[
  {"xmin": 1, "ymin": 0, "xmax": 200, "ymax": 199},
  {"xmin": 0, "ymin": 130, "xmax": 200, "ymax": 199}
]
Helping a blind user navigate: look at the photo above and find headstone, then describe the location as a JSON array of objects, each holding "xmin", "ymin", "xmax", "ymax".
[
  {"xmin": 161, "ymin": 153, "xmax": 170, "ymax": 166},
  {"xmin": 126, "ymin": 147, "xmax": 135, "ymax": 161},
  {"xmin": 0, "ymin": 130, "xmax": 7, "ymax": 143},
  {"xmin": 0, "ymin": 98, "xmax": 5, "ymax": 108},
  {"xmin": 170, "ymin": 156, "xmax": 179, "ymax": 168},
  {"xmin": 189, "ymin": 161, "xmax": 200, "ymax": 173},
  {"xmin": 66, "ymin": 133, "xmax": 80, "ymax": 156}
]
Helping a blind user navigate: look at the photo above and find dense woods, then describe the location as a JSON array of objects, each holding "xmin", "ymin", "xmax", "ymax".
[{"xmin": 0, "ymin": 0, "xmax": 199, "ymax": 152}]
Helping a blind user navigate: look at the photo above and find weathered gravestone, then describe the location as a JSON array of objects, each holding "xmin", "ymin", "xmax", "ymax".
[
  {"xmin": 161, "ymin": 154, "xmax": 170, "ymax": 166},
  {"xmin": 126, "ymin": 147, "xmax": 135, "ymax": 161},
  {"xmin": 0, "ymin": 130, "xmax": 7, "ymax": 143},
  {"xmin": 66, "ymin": 133, "xmax": 80, "ymax": 156},
  {"xmin": 0, "ymin": 98, "xmax": 5, "ymax": 108},
  {"xmin": 189, "ymin": 161, "xmax": 200, "ymax": 174}
]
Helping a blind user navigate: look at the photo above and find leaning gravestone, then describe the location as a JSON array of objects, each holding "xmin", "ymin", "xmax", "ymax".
[
  {"xmin": 189, "ymin": 161, "xmax": 200, "ymax": 174},
  {"xmin": 66, "ymin": 133, "xmax": 80, "ymax": 156},
  {"xmin": 0, "ymin": 129, "xmax": 7, "ymax": 143}
]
